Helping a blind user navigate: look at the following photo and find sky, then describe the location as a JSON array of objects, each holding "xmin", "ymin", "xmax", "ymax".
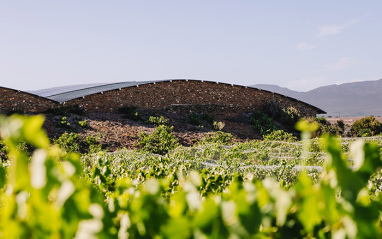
[{"xmin": 1, "ymin": 1, "xmax": 381, "ymax": 92}]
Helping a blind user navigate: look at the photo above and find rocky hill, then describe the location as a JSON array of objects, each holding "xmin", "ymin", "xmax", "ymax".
[{"xmin": 251, "ymin": 79, "xmax": 382, "ymax": 117}]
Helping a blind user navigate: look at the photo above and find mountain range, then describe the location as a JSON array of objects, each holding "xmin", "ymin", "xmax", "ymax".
[{"xmin": 250, "ymin": 79, "xmax": 382, "ymax": 117}]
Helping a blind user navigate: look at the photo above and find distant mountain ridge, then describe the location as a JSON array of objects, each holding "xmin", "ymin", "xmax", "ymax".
[{"xmin": 250, "ymin": 79, "xmax": 382, "ymax": 117}]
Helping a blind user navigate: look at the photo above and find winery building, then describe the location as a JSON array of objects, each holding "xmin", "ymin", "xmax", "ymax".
[{"xmin": 1, "ymin": 79, "xmax": 325, "ymax": 116}]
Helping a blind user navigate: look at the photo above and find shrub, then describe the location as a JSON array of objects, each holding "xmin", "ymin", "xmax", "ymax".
[
  {"xmin": 212, "ymin": 121, "xmax": 225, "ymax": 131},
  {"xmin": 314, "ymin": 116, "xmax": 330, "ymax": 126},
  {"xmin": 54, "ymin": 132, "xmax": 102, "ymax": 154},
  {"xmin": 263, "ymin": 99, "xmax": 283, "ymax": 119},
  {"xmin": 263, "ymin": 130, "xmax": 297, "ymax": 142},
  {"xmin": 250, "ymin": 111, "xmax": 280, "ymax": 136},
  {"xmin": 78, "ymin": 120, "xmax": 89, "ymax": 128},
  {"xmin": 201, "ymin": 131, "xmax": 233, "ymax": 144},
  {"xmin": 281, "ymin": 107, "xmax": 301, "ymax": 128},
  {"xmin": 67, "ymin": 105, "xmax": 85, "ymax": 116},
  {"xmin": 118, "ymin": 106, "xmax": 142, "ymax": 121},
  {"xmin": 54, "ymin": 132, "xmax": 82, "ymax": 153},
  {"xmin": 263, "ymin": 101, "xmax": 301, "ymax": 128},
  {"xmin": 56, "ymin": 116, "xmax": 71, "ymax": 129},
  {"xmin": 358, "ymin": 128, "xmax": 372, "ymax": 137},
  {"xmin": 337, "ymin": 120, "xmax": 345, "ymax": 131},
  {"xmin": 312, "ymin": 117, "xmax": 344, "ymax": 137},
  {"xmin": 86, "ymin": 135, "xmax": 102, "ymax": 153},
  {"xmin": 351, "ymin": 116, "xmax": 382, "ymax": 136},
  {"xmin": 187, "ymin": 113, "xmax": 214, "ymax": 126},
  {"xmin": 146, "ymin": 116, "xmax": 168, "ymax": 126},
  {"xmin": 138, "ymin": 125, "xmax": 179, "ymax": 155}
]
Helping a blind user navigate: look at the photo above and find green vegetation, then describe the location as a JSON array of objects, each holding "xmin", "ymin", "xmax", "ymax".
[
  {"xmin": 54, "ymin": 132, "xmax": 101, "ymax": 154},
  {"xmin": 187, "ymin": 112, "xmax": 214, "ymax": 126},
  {"xmin": 263, "ymin": 100, "xmax": 301, "ymax": 128},
  {"xmin": 200, "ymin": 131, "xmax": 233, "ymax": 145},
  {"xmin": 145, "ymin": 115, "xmax": 169, "ymax": 126},
  {"xmin": 0, "ymin": 115, "xmax": 105, "ymax": 238},
  {"xmin": 251, "ymin": 101, "xmax": 302, "ymax": 137},
  {"xmin": 314, "ymin": 116, "xmax": 345, "ymax": 136},
  {"xmin": 351, "ymin": 116, "xmax": 382, "ymax": 136},
  {"xmin": 56, "ymin": 116, "xmax": 71, "ymax": 128},
  {"xmin": 281, "ymin": 106, "xmax": 301, "ymax": 127},
  {"xmin": 250, "ymin": 111, "xmax": 280, "ymax": 136},
  {"xmin": 118, "ymin": 106, "xmax": 142, "ymax": 121},
  {"xmin": 2, "ymin": 115, "xmax": 382, "ymax": 238},
  {"xmin": 263, "ymin": 129, "xmax": 297, "ymax": 142},
  {"xmin": 78, "ymin": 119, "xmax": 88, "ymax": 128},
  {"xmin": 212, "ymin": 120, "xmax": 225, "ymax": 131},
  {"xmin": 138, "ymin": 125, "xmax": 179, "ymax": 155},
  {"xmin": 66, "ymin": 104, "xmax": 86, "ymax": 116}
]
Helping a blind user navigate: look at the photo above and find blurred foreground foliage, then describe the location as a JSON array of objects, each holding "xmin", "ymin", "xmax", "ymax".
[{"xmin": 0, "ymin": 115, "xmax": 382, "ymax": 238}]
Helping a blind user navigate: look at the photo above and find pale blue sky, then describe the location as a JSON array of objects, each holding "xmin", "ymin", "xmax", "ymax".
[{"xmin": 1, "ymin": 1, "xmax": 381, "ymax": 91}]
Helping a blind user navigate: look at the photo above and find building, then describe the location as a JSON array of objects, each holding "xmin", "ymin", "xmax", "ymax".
[{"xmin": 1, "ymin": 79, "xmax": 325, "ymax": 116}]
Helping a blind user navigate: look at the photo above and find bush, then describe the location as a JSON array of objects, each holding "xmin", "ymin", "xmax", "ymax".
[
  {"xmin": 351, "ymin": 116, "xmax": 382, "ymax": 136},
  {"xmin": 67, "ymin": 105, "xmax": 85, "ymax": 116},
  {"xmin": 250, "ymin": 111, "xmax": 280, "ymax": 136},
  {"xmin": 54, "ymin": 132, "xmax": 101, "ymax": 154},
  {"xmin": 138, "ymin": 125, "xmax": 179, "ymax": 155},
  {"xmin": 146, "ymin": 116, "xmax": 168, "ymax": 126},
  {"xmin": 262, "ymin": 99, "xmax": 283, "ymax": 119},
  {"xmin": 86, "ymin": 135, "xmax": 102, "ymax": 153},
  {"xmin": 262, "ymin": 100, "xmax": 301, "ymax": 128},
  {"xmin": 263, "ymin": 130, "xmax": 297, "ymax": 142},
  {"xmin": 56, "ymin": 116, "xmax": 71, "ymax": 129},
  {"xmin": 314, "ymin": 116, "xmax": 330, "ymax": 126},
  {"xmin": 337, "ymin": 120, "xmax": 345, "ymax": 131},
  {"xmin": 281, "ymin": 107, "xmax": 301, "ymax": 128},
  {"xmin": 54, "ymin": 132, "xmax": 82, "ymax": 153},
  {"xmin": 312, "ymin": 117, "xmax": 344, "ymax": 137},
  {"xmin": 201, "ymin": 131, "xmax": 233, "ymax": 144},
  {"xmin": 118, "ymin": 106, "xmax": 142, "ymax": 121},
  {"xmin": 78, "ymin": 120, "xmax": 89, "ymax": 128},
  {"xmin": 187, "ymin": 113, "xmax": 214, "ymax": 126},
  {"xmin": 212, "ymin": 121, "xmax": 225, "ymax": 131},
  {"xmin": 358, "ymin": 128, "xmax": 372, "ymax": 137}
]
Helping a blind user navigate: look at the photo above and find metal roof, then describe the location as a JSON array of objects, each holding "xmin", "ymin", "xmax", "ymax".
[
  {"xmin": 26, "ymin": 79, "xmax": 326, "ymax": 114},
  {"xmin": 28, "ymin": 83, "xmax": 115, "ymax": 97},
  {"xmin": 31, "ymin": 81, "xmax": 158, "ymax": 102},
  {"xmin": 0, "ymin": 86, "xmax": 58, "ymax": 103}
]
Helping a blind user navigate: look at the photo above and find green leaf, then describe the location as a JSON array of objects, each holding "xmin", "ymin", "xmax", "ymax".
[{"xmin": 0, "ymin": 165, "xmax": 6, "ymax": 188}]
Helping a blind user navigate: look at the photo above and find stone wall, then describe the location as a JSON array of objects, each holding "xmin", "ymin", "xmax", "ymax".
[
  {"xmin": 0, "ymin": 88, "xmax": 58, "ymax": 113},
  {"xmin": 65, "ymin": 80, "xmax": 323, "ymax": 117}
]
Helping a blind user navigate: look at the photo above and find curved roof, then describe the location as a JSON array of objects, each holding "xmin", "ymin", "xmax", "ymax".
[
  {"xmin": 30, "ymin": 81, "xmax": 156, "ymax": 102},
  {"xmin": 28, "ymin": 79, "xmax": 326, "ymax": 114},
  {"xmin": 0, "ymin": 86, "xmax": 58, "ymax": 103}
]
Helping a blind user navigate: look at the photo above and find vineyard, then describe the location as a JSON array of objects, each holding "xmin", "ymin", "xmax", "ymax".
[{"xmin": 1, "ymin": 114, "xmax": 382, "ymax": 238}]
